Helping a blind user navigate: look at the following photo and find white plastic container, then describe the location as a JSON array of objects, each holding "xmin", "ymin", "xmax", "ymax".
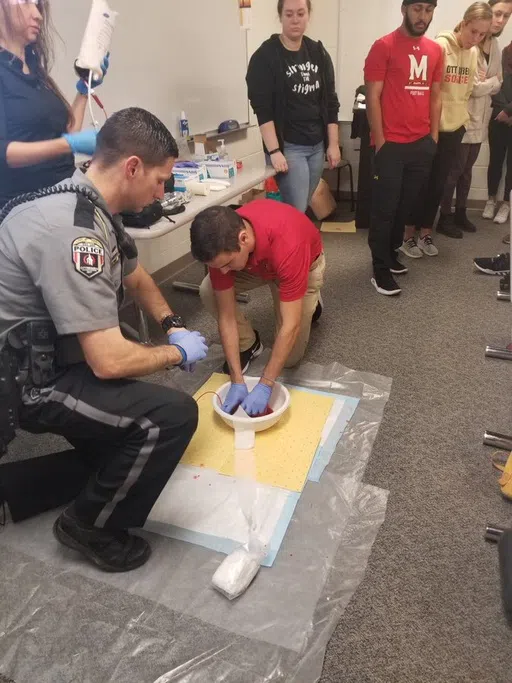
[
  {"xmin": 212, "ymin": 377, "xmax": 290, "ymax": 433},
  {"xmin": 179, "ymin": 111, "xmax": 190, "ymax": 138}
]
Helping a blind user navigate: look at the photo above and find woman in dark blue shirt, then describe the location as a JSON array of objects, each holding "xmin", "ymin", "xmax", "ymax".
[{"xmin": 0, "ymin": 0, "xmax": 104, "ymax": 209}]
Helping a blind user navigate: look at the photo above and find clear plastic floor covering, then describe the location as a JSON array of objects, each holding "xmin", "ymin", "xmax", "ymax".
[{"xmin": 0, "ymin": 347, "xmax": 391, "ymax": 683}]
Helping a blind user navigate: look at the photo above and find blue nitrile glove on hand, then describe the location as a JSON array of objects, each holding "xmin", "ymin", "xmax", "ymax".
[
  {"xmin": 222, "ymin": 383, "xmax": 249, "ymax": 415},
  {"xmin": 76, "ymin": 53, "xmax": 110, "ymax": 95},
  {"xmin": 169, "ymin": 330, "xmax": 208, "ymax": 369},
  {"xmin": 63, "ymin": 130, "xmax": 97, "ymax": 156},
  {"xmin": 241, "ymin": 382, "xmax": 272, "ymax": 417}
]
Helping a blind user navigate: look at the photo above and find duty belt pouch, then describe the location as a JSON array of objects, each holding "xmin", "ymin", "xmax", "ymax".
[
  {"xmin": 0, "ymin": 347, "xmax": 20, "ymax": 456},
  {"xmin": 26, "ymin": 321, "xmax": 58, "ymax": 387}
]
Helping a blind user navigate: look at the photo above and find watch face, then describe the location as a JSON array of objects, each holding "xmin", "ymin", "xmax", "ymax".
[{"xmin": 163, "ymin": 315, "xmax": 185, "ymax": 332}]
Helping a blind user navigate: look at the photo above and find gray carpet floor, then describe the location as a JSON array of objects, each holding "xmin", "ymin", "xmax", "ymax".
[
  {"xmin": 152, "ymin": 211, "xmax": 511, "ymax": 683},
  {"xmin": 1, "ymin": 208, "xmax": 511, "ymax": 682}
]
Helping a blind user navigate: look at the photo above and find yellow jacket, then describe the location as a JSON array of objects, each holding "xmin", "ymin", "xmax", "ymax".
[{"xmin": 436, "ymin": 30, "xmax": 478, "ymax": 132}]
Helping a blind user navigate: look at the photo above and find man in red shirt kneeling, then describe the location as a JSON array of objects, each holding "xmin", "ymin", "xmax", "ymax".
[{"xmin": 190, "ymin": 199, "xmax": 325, "ymax": 417}]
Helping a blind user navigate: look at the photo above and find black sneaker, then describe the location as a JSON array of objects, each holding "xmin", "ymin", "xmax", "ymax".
[
  {"xmin": 473, "ymin": 252, "xmax": 510, "ymax": 275},
  {"xmin": 437, "ymin": 214, "xmax": 463, "ymax": 239},
  {"xmin": 454, "ymin": 208, "xmax": 477, "ymax": 233},
  {"xmin": 390, "ymin": 257, "xmax": 408, "ymax": 275},
  {"xmin": 312, "ymin": 293, "xmax": 323, "ymax": 323},
  {"xmin": 222, "ymin": 330, "xmax": 263, "ymax": 374},
  {"xmin": 53, "ymin": 507, "xmax": 151, "ymax": 573},
  {"xmin": 371, "ymin": 270, "xmax": 402, "ymax": 296}
]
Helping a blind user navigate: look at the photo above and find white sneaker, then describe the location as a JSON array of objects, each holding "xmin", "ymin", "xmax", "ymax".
[
  {"xmin": 483, "ymin": 199, "xmax": 497, "ymax": 220},
  {"xmin": 399, "ymin": 237, "xmax": 423, "ymax": 259},
  {"xmin": 494, "ymin": 203, "xmax": 510, "ymax": 225},
  {"xmin": 417, "ymin": 234, "xmax": 439, "ymax": 257}
]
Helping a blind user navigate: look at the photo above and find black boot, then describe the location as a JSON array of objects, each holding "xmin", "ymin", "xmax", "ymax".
[
  {"xmin": 53, "ymin": 506, "xmax": 151, "ymax": 572},
  {"xmin": 436, "ymin": 213, "xmax": 463, "ymax": 239},
  {"xmin": 454, "ymin": 207, "xmax": 477, "ymax": 233}
]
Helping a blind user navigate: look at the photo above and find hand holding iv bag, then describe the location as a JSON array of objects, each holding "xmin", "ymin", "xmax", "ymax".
[
  {"xmin": 75, "ymin": 0, "xmax": 118, "ymax": 82},
  {"xmin": 76, "ymin": 54, "xmax": 109, "ymax": 95}
]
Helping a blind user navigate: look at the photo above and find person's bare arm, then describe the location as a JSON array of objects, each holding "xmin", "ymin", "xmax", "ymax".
[
  {"xmin": 124, "ymin": 264, "xmax": 183, "ymax": 330},
  {"xmin": 5, "ymin": 138, "xmax": 73, "ymax": 168},
  {"xmin": 260, "ymin": 121, "xmax": 280, "ymax": 152},
  {"xmin": 215, "ymin": 288, "xmax": 245, "ymax": 383},
  {"xmin": 327, "ymin": 123, "xmax": 341, "ymax": 169},
  {"xmin": 365, "ymin": 81, "xmax": 385, "ymax": 151},
  {"xmin": 430, "ymin": 81, "xmax": 442, "ymax": 142},
  {"xmin": 327, "ymin": 122, "xmax": 340, "ymax": 148},
  {"xmin": 78, "ymin": 326, "xmax": 183, "ymax": 380},
  {"xmin": 261, "ymin": 299, "xmax": 303, "ymax": 384},
  {"xmin": 68, "ymin": 93, "xmax": 88, "ymax": 133}
]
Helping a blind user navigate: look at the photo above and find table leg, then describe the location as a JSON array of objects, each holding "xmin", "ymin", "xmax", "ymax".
[
  {"xmin": 485, "ymin": 345, "xmax": 512, "ymax": 361},
  {"xmin": 483, "ymin": 430, "xmax": 512, "ymax": 451}
]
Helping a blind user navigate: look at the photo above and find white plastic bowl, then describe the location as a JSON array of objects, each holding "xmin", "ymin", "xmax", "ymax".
[{"xmin": 213, "ymin": 376, "xmax": 290, "ymax": 433}]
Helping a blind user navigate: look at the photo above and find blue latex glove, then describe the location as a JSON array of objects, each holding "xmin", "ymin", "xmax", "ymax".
[
  {"xmin": 76, "ymin": 53, "xmax": 110, "ymax": 95},
  {"xmin": 63, "ymin": 130, "xmax": 97, "ymax": 156},
  {"xmin": 241, "ymin": 383, "xmax": 272, "ymax": 417},
  {"xmin": 169, "ymin": 330, "xmax": 208, "ymax": 366},
  {"xmin": 222, "ymin": 383, "xmax": 249, "ymax": 415}
]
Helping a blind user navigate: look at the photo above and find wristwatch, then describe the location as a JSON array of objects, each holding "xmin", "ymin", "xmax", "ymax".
[{"xmin": 161, "ymin": 314, "xmax": 186, "ymax": 334}]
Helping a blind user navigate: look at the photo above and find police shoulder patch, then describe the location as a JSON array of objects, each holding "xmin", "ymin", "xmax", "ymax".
[{"xmin": 72, "ymin": 237, "xmax": 105, "ymax": 280}]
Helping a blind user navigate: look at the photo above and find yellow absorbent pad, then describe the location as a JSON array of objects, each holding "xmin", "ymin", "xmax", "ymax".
[{"xmin": 182, "ymin": 373, "xmax": 335, "ymax": 492}]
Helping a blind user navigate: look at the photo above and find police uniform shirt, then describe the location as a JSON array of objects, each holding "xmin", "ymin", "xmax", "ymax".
[{"xmin": 0, "ymin": 169, "xmax": 138, "ymax": 347}]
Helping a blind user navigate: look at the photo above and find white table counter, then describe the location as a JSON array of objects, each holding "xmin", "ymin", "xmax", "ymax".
[{"xmin": 126, "ymin": 157, "xmax": 275, "ymax": 242}]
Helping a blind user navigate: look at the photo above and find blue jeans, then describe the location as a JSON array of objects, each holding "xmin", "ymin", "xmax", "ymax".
[{"xmin": 268, "ymin": 141, "xmax": 325, "ymax": 213}]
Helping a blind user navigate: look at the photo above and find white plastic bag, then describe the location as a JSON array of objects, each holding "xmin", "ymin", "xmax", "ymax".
[{"xmin": 211, "ymin": 541, "xmax": 266, "ymax": 601}]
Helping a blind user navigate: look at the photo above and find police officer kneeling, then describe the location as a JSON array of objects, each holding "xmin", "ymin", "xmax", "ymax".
[{"xmin": 0, "ymin": 107, "xmax": 208, "ymax": 573}]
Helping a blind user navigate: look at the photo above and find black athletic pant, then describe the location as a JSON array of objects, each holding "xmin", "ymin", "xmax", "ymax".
[
  {"xmin": 488, "ymin": 117, "xmax": 512, "ymax": 201},
  {"xmin": 412, "ymin": 126, "xmax": 466, "ymax": 229},
  {"xmin": 369, "ymin": 135, "xmax": 436, "ymax": 271},
  {"xmin": 0, "ymin": 364, "xmax": 198, "ymax": 529}
]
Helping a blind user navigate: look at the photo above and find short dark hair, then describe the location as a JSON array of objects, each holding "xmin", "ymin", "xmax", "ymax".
[
  {"xmin": 489, "ymin": 0, "xmax": 512, "ymax": 6},
  {"xmin": 94, "ymin": 107, "xmax": 178, "ymax": 168},
  {"xmin": 190, "ymin": 206, "xmax": 244, "ymax": 262},
  {"xmin": 277, "ymin": 0, "xmax": 312, "ymax": 16}
]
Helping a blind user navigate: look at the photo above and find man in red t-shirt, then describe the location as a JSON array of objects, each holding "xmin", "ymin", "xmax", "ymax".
[
  {"xmin": 364, "ymin": 0, "xmax": 443, "ymax": 296},
  {"xmin": 190, "ymin": 199, "xmax": 325, "ymax": 416}
]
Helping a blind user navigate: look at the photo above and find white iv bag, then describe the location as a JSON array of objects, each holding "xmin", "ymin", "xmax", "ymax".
[{"xmin": 75, "ymin": 0, "xmax": 118, "ymax": 81}]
